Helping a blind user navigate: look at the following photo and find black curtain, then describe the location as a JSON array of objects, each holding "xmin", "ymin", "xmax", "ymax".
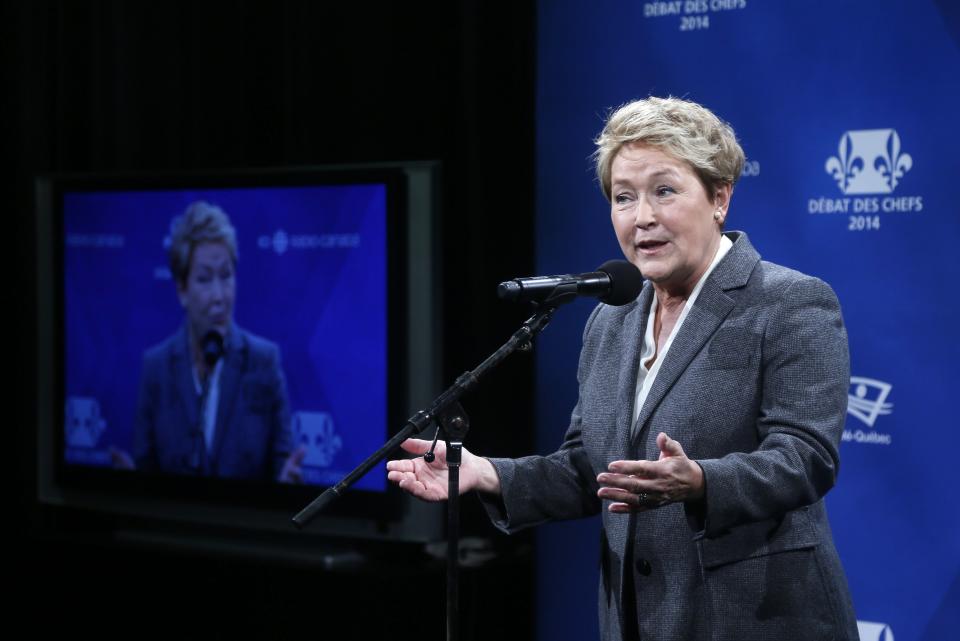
[{"xmin": 8, "ymin": 2, "xmax": 537, "ymax": 638}]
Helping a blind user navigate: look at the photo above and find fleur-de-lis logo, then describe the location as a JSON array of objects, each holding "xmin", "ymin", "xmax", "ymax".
[
  {"xmin": 825, "ymin": 133, "xmax": 863, "ymax": 193},
  {"xmin": 825, "ymin": 129, "xmax": 913, "ymax": 195},
  {"xmin": 874, "ymin": 130, "xmax": 912, "ymax": 191},
  {"xmin": 65, "ymin": 396, "xmax": 107, "ymax": 448},
  {"xmin": 293, "ymin": 411, "xmax": 342, "ymax": 467}
]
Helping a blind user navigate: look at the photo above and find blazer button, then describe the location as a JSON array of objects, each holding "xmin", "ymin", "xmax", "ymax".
[{"xmin": 635, "ymin": 558, "xmax": 652, "ymax": 576}]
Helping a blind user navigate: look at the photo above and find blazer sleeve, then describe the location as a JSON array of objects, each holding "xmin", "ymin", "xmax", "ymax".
[
  {"xmin": 480, "ymin": 306, "xmax": 605, "ymax": 534},
  {"xmin": 695, "ymin": 276, "xmax": 850, "ymax": 536},
  {"xmin": 267, "ymin": 345, "xmax": 294, "ymax": 479}
]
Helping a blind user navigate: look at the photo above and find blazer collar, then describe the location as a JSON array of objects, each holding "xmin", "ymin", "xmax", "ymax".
[
  {"xmin": 170, "ymin": 323, "xmax": 245, "ymax": 359},
  {"xmin": 170, "ymin": 323, "xmax": 248, "ymax": 466},
  {"xmin": 710, "ymin": 230, "xmax": 759, "ymax": 292},
  {"xmin": 211, "ymin": 327, "xmax": 247, "ymax": 465},
  {"xmin": 613, "ymin": 285, "xmax": 653, "ymax": 456},
  {"xmin": 170, "ymin": 324, "xmax": 198, "ymax": 430},
  {"xmin": 628, "ymin": 231, "xmax": 760, "ymax": 447}
]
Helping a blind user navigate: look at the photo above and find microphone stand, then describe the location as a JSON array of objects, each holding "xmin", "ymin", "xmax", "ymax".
[{"xmin": 292, "ymin": 302, "xmax": 565, "ymax": 641}]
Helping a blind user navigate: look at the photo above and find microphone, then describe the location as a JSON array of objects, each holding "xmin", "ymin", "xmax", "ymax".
[
  {"xmin": 192, "ymin": 329, "xmax": 224, "ymax": 472},
  {"xmin": 497, "ymin": 260, "xmax": 643, "ymax": 307},
  {"xmin": 200, "ymin": 330, "xmax": 224, "ymax": 369}
]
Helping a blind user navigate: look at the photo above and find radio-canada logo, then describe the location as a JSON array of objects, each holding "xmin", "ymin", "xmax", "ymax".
[
  {"xmin": 259, "ymin": 229, "xmax": 290, "ymax": 255},
  {"xmin": 808, "ymin": 128, "xmax": 922, "ymax": 227},
  {"xmin": 857, "ymin": 620, "xmax": 894, "ymax": 641},
  {"xmin": 843, "ymin": 377, "xmax": 894, "ymax": 446},
  {"xmin": 257, "ymin": 229, "xmax": 359, "ymax": 254},
  {"xmin": 826, "ymin": 129, "xmax": 912, "ymax": 195}
]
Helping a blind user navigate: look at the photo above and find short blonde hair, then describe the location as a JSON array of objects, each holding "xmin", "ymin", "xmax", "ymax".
[
  {"xmin": 168, "ymin": 201, "xmax": 238, "ymax": 285},
  {"xmin": 594, "ymin": 96, "xmax": 745, "ymax": 201}
]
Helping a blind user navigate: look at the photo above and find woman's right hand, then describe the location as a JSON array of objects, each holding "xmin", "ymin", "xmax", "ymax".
[{"xmin": 386, "ymin": 438, "xmax": 501, "ymax": 501}]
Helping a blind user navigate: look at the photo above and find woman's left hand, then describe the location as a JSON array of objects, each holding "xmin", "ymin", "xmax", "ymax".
[
  {"xmin": 278, "ymin": 445, "xmax": 307, "ymax": 483},
  {"xmin": 596, "ymin": 432, "xmax": 704, "ymax": 513}
]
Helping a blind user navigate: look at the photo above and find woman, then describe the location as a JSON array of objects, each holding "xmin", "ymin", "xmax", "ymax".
[
  {"xmin": 121, "ymin": 201, "xmax": 304, "ymax": 482},
  {"xmin": 388, "ymin": 97, "xmax": 858, "ymax": 641}
]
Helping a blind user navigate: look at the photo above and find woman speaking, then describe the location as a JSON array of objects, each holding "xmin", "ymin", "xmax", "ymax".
[{"xmin": 388, "ymin": 97, "xmax": 858, "ymax": 641}]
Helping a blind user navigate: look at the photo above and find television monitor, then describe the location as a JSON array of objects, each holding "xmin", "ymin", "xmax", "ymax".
[{"xmin": 34, "ymin": 163, "xmax": 444, "ymax": 550}]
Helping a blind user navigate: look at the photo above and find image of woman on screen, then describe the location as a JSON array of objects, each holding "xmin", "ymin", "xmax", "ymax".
[{"xmin": 111, "ymin": 201, "xmax": 305, "ymax": 482}]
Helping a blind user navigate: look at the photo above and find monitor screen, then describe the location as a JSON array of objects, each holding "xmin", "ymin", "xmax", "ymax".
[{"xmin": 61, "ymin": 181, "xmax": 394, "ymax": 492}]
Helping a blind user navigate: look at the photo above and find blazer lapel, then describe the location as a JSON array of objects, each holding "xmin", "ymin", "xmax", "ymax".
[
  {"xmin": 612, "ymin": 285, "xmax": 653, "ymax": 459},
  {"xmin": 631, "ymin": 232, "xmax": 759, "ymax": 445},
  {"xmin": 171, "ymin": 325, "xmax": 199, "ymax": 431},
  {"xmin": 211, "ymin": 327, "xmax": 246, "ymax": 468}
]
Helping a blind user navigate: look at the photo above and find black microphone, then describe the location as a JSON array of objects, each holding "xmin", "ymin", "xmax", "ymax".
[
  {"xmin": 497, "ymin": 260, "xmax": 643, "ymax": 307},
  {"xmin": 200, "ymin": 330, "xmax": 225, "ymax": 369},
  {"xmin": 192, "ymin": 329, "xmax": 224, "ymax": 472}
]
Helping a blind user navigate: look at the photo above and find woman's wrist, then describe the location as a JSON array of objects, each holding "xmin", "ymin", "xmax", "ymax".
[{"xmin": 473, "ymin": 455, "xmax": 502, "ymax": 496}]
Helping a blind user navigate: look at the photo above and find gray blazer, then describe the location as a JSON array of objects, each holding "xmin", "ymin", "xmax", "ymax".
[{"xmin": 484, "ymin": 232, "xmax": 858, "ymax": 641}]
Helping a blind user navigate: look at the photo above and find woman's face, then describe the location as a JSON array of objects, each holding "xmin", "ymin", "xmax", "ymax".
[
  {"xmin": 177, "ymin": 241, "xmax": 235, "ymax": 340},
  {"xmin": 609, "ymin": 142, "xmax": 730, "ymax": 294}
]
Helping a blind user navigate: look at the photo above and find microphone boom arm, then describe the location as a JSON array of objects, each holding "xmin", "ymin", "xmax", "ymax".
[{"xmin": 291, "ymin": 304, "xmax": 558, "ymax": 529}]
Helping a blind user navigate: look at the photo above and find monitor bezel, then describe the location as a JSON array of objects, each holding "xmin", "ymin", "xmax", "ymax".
[{"xmin": 35, "ymin": 163, "xmax": 444, "ymax": 541}]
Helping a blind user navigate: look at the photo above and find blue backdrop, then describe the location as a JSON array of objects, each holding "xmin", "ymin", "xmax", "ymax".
[
  {"xmin": 62, "ymin": 184, "xmax": 389, "ymax": 490},
  {"xmin": 534, "ymin": 2, "xmax": 960, "ymax": 639}
]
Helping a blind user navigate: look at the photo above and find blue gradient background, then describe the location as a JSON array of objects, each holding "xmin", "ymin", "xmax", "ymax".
[{"xmin": 534, "ymin": 1, "xmax": 960, "ymax": 639}]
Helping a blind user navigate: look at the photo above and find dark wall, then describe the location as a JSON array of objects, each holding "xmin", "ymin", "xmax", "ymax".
[{"xmin": 9, "ymin": 2, "xmax": 537, "ymax": 638}]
